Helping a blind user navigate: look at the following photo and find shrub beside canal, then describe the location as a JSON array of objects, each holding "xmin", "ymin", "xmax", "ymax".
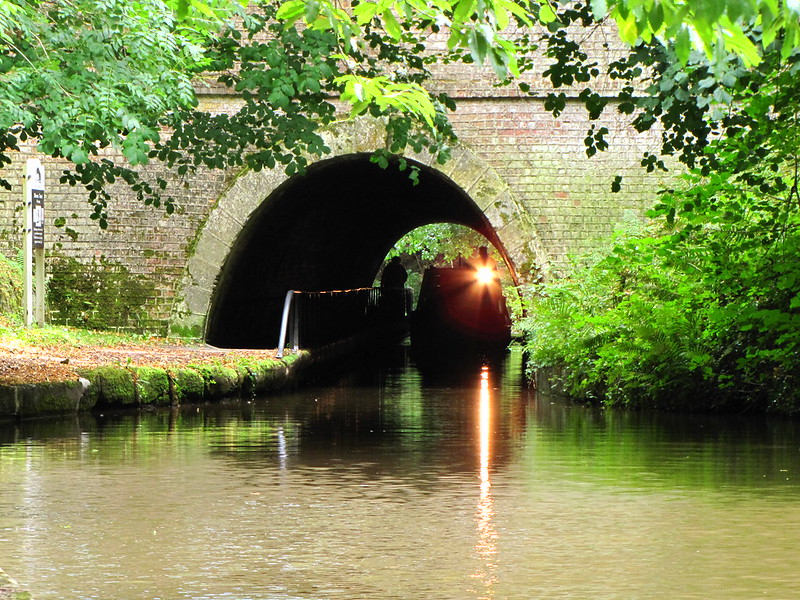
[{"xmin": 522, "ymin": 217, "xmax": 800, "ymax": 414}]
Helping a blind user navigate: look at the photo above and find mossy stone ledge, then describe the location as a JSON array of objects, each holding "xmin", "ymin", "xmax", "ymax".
[
  {"xmin": 130, "ymin": 366, "xmax": 171, "ymax": 406},
  {"xmin": 0, "ymin": 352, "xmax": 310, "ymax": 420},
  {"xmin": 168, "ymin": 367, "xmax": 206, "ymax": 403}
]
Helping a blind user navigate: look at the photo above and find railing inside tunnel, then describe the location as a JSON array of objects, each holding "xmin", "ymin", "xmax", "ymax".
[{"xmin": 276, "ymin": 287, "xmax": 413, "ymax": 358}]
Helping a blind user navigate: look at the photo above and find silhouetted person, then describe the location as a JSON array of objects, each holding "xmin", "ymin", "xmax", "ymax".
[
  {"xmin": 380, "ymin": 256, "xmax": 408, "ymax": 319},
  {"xmin": 381, "ymin": 256, "xmax": 408, "ymax": 289},
  {"xmin": 468, "ymin": 246, "xmax": 497, "ymax": 273}
]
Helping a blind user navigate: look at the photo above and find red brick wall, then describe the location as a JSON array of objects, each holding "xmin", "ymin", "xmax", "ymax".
[{"xmin": 0, "ymin": 29, "xmax": 668, "ymax": 333}]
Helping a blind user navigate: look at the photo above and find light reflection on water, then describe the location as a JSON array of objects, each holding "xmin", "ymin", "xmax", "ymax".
[
  {"xmin": 1, "ymin": 348, "xmax": 800, "ymax": 599},
  {"xmin": 471, "ymin": 365, "xmax": 497, "ymax": 599}
]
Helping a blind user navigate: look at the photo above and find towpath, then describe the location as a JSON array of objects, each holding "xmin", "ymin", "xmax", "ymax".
[{"xmin": 0, "ymin": 338, "xmax": 278, "ymax": 386}]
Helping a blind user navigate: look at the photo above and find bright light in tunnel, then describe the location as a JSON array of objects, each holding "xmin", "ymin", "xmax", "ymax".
[{"xmin": 475, "ymin": 266, "xmax": 495, "ymax": 285}]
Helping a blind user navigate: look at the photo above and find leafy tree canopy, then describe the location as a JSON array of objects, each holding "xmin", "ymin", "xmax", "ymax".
[
  {"xmin": 387, "ymin": 223, "xmax": 494, "ymax": 264},
  {"xmin": 0, "ymin": 0, "xmax": 244, "ymax": 169},
  {"xmin": 604, "ymin": 0, "xmax": 800, "ymax": 66},
  {"xmin": 0, "ymin": 0, "xmax": 798, "ymax": 228}
]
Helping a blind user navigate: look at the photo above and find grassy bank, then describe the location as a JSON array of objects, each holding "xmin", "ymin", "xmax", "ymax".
[{"xmin": 0, "ymin": 316, "xmax": 308, "ymax": 419}]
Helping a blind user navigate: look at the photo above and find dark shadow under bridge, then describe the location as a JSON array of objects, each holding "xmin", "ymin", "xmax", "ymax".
[{"xmin": 205, "ymin": 153, "xmax": 516, "ymax": 349}]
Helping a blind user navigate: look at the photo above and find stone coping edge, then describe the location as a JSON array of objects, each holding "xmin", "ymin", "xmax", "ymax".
[{"xmin": 0, "ymin": 351, "xmax": 311, "ymax": 420}]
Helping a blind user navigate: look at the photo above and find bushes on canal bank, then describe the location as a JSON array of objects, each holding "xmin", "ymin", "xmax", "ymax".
[
  {"xmin": 522, "ymin": 213, "xmax": 800, "ymax": 414},
  {"xmin": 522, "ymin": 39, "xmax": 800, "ymax": 415}
]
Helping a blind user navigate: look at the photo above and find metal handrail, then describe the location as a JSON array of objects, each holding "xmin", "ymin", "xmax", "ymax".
[
  {"xmin": 276, "ymin": 290, "xmax": 297, "ymax": 359},
  {"xmin": 275, "ymin": 286, "xmax": 410, "ymax": 359}
]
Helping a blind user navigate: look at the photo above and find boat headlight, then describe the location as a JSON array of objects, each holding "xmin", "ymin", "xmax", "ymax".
[{"xmin": 475, "ymin": 266, "xmax": 495, "ymax": 285}]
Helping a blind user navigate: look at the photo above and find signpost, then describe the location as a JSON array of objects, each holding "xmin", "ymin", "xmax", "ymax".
[{"xmin": 23, "ymin": 159, "xmax": 45, "ymax": 327}]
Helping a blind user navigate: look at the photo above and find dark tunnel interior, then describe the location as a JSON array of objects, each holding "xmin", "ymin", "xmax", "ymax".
[{"xmin": 205, "ymin": 154, "xmax": 507, "ymax": 348}]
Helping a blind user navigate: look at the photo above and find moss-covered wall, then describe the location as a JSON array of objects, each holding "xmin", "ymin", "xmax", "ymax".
[
  {"xmin": 0, "ymin": 147, "xmax": 235, "ymax": 333},
  {"xmin": 0, "ymin": 252, "xmax": 22, "ymax": 320},
  {"xmin": 46, "ymin": 255, "xmax": 158, "ymax": 332}
]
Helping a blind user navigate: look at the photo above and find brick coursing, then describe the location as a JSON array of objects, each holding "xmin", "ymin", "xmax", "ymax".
[{"xmin": 0, "ymin": 30, "xmax": 667, "ymax": 334}]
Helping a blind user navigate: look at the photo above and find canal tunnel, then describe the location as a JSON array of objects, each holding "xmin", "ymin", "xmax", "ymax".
[{"xmin": 205, "ymin": 153, "xmax": 512, "ymax": 348}]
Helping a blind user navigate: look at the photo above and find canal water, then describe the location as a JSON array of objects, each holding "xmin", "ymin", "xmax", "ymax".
[{"xmin": 2, "ymin": 347, "xmax": 800, "ymax": 599}]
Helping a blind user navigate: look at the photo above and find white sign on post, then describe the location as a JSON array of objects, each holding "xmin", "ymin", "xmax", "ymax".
[{"xmin": 23, "ymin": 158, "xmax": 45, "ymax": 327}]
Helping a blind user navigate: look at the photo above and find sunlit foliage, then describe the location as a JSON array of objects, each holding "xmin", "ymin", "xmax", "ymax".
[
  {"xmin": 2, "ymin": 0, "xmax": 799, "ymax": 227},
  {"xmin": 522, "ymin": 28, "xmax": 800, "ymax": 411}
]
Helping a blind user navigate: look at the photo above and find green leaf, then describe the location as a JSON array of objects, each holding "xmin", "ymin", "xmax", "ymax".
[
  {"xmin": 353, "ymin": 2, "xmax": 380, "ymax": 24},
  {"xmin": 761, "ymin": 13, "xmax": 780, "ymax": 48},
  {"xmin": 648, "ymin": 2, "xmax": 664, "ymax": 31},
  {"xmin": 782, "ymin": 23, "xmax": 797, "ymax": 61},
  {"xmin": 538, "ymin": 1, "xmax": 556, "ymax": 23},
  {"xmin": 70, "ymin": 148, "xmax": 89, "ymax": 164},
  {"xmin": 305, "ymin": 0, "xmax": 320, "ymax": 21},
  {"xmin": 452, "ymin": 0, "xmax": 476, "ymax": 27},
  {"xmin": 188, "ymin": 0, "xmax": 221, "ymax": 21},
  {"xmin": 276, "ymin": 0, "xmax": 306, "ymax": 22},
  {"xmin": 495, "ymin": 4, "xmax": 509, "ymax": 31},
  {"xmin": 722, "ymin": 25, "xmax": 762, "ymax": 67},
  {"xmin": 590, "ymin": 0, "xmax": 607, "ymax": 19},
  {"xmin": 467, "ymin": 28, "xmax": 488, "ymax": 64},
  {"xmin": 496, "ymin": 0, "xmax": 533, "ymax": 27},
  {"xmin": 383, "ymin": 8, "xmax": 402, "ymax": 40},
  {"xmin": 674, "ymin": 26, "xmax": 692, "ymax": 63},
  {"xmin": 616, "ymin": 14, "xmax": 639, "ymax": 44}
]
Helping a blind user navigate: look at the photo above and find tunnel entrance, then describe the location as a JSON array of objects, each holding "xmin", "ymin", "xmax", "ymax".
[{"xmin": 205, "ymin": 154, "xmax": 515, "ymax": 348}]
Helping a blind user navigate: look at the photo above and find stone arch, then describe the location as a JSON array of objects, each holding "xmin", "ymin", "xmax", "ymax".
[{"xmin": 171, "ymin": 118, "xmax": 549, "ymax": 343}]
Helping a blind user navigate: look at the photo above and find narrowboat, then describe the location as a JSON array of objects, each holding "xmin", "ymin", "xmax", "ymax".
[{"xmin": 410, "ymin": 264, "xmax": 512, "ymax": 360}]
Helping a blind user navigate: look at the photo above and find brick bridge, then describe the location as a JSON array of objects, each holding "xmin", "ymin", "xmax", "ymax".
[{"xmin": 0, "ymin": 40, "xmax": 667, "ymax": 344}]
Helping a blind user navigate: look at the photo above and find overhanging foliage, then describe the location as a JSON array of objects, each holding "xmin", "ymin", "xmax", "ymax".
[{"xmin": 1, "ymin": 0, "xmax": 798, "ymax": 227}]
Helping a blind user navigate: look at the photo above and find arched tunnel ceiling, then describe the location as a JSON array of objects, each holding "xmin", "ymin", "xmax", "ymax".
[{"xmin": 206, "ymin": 154, "xmax": 499, "ymax": 348}]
